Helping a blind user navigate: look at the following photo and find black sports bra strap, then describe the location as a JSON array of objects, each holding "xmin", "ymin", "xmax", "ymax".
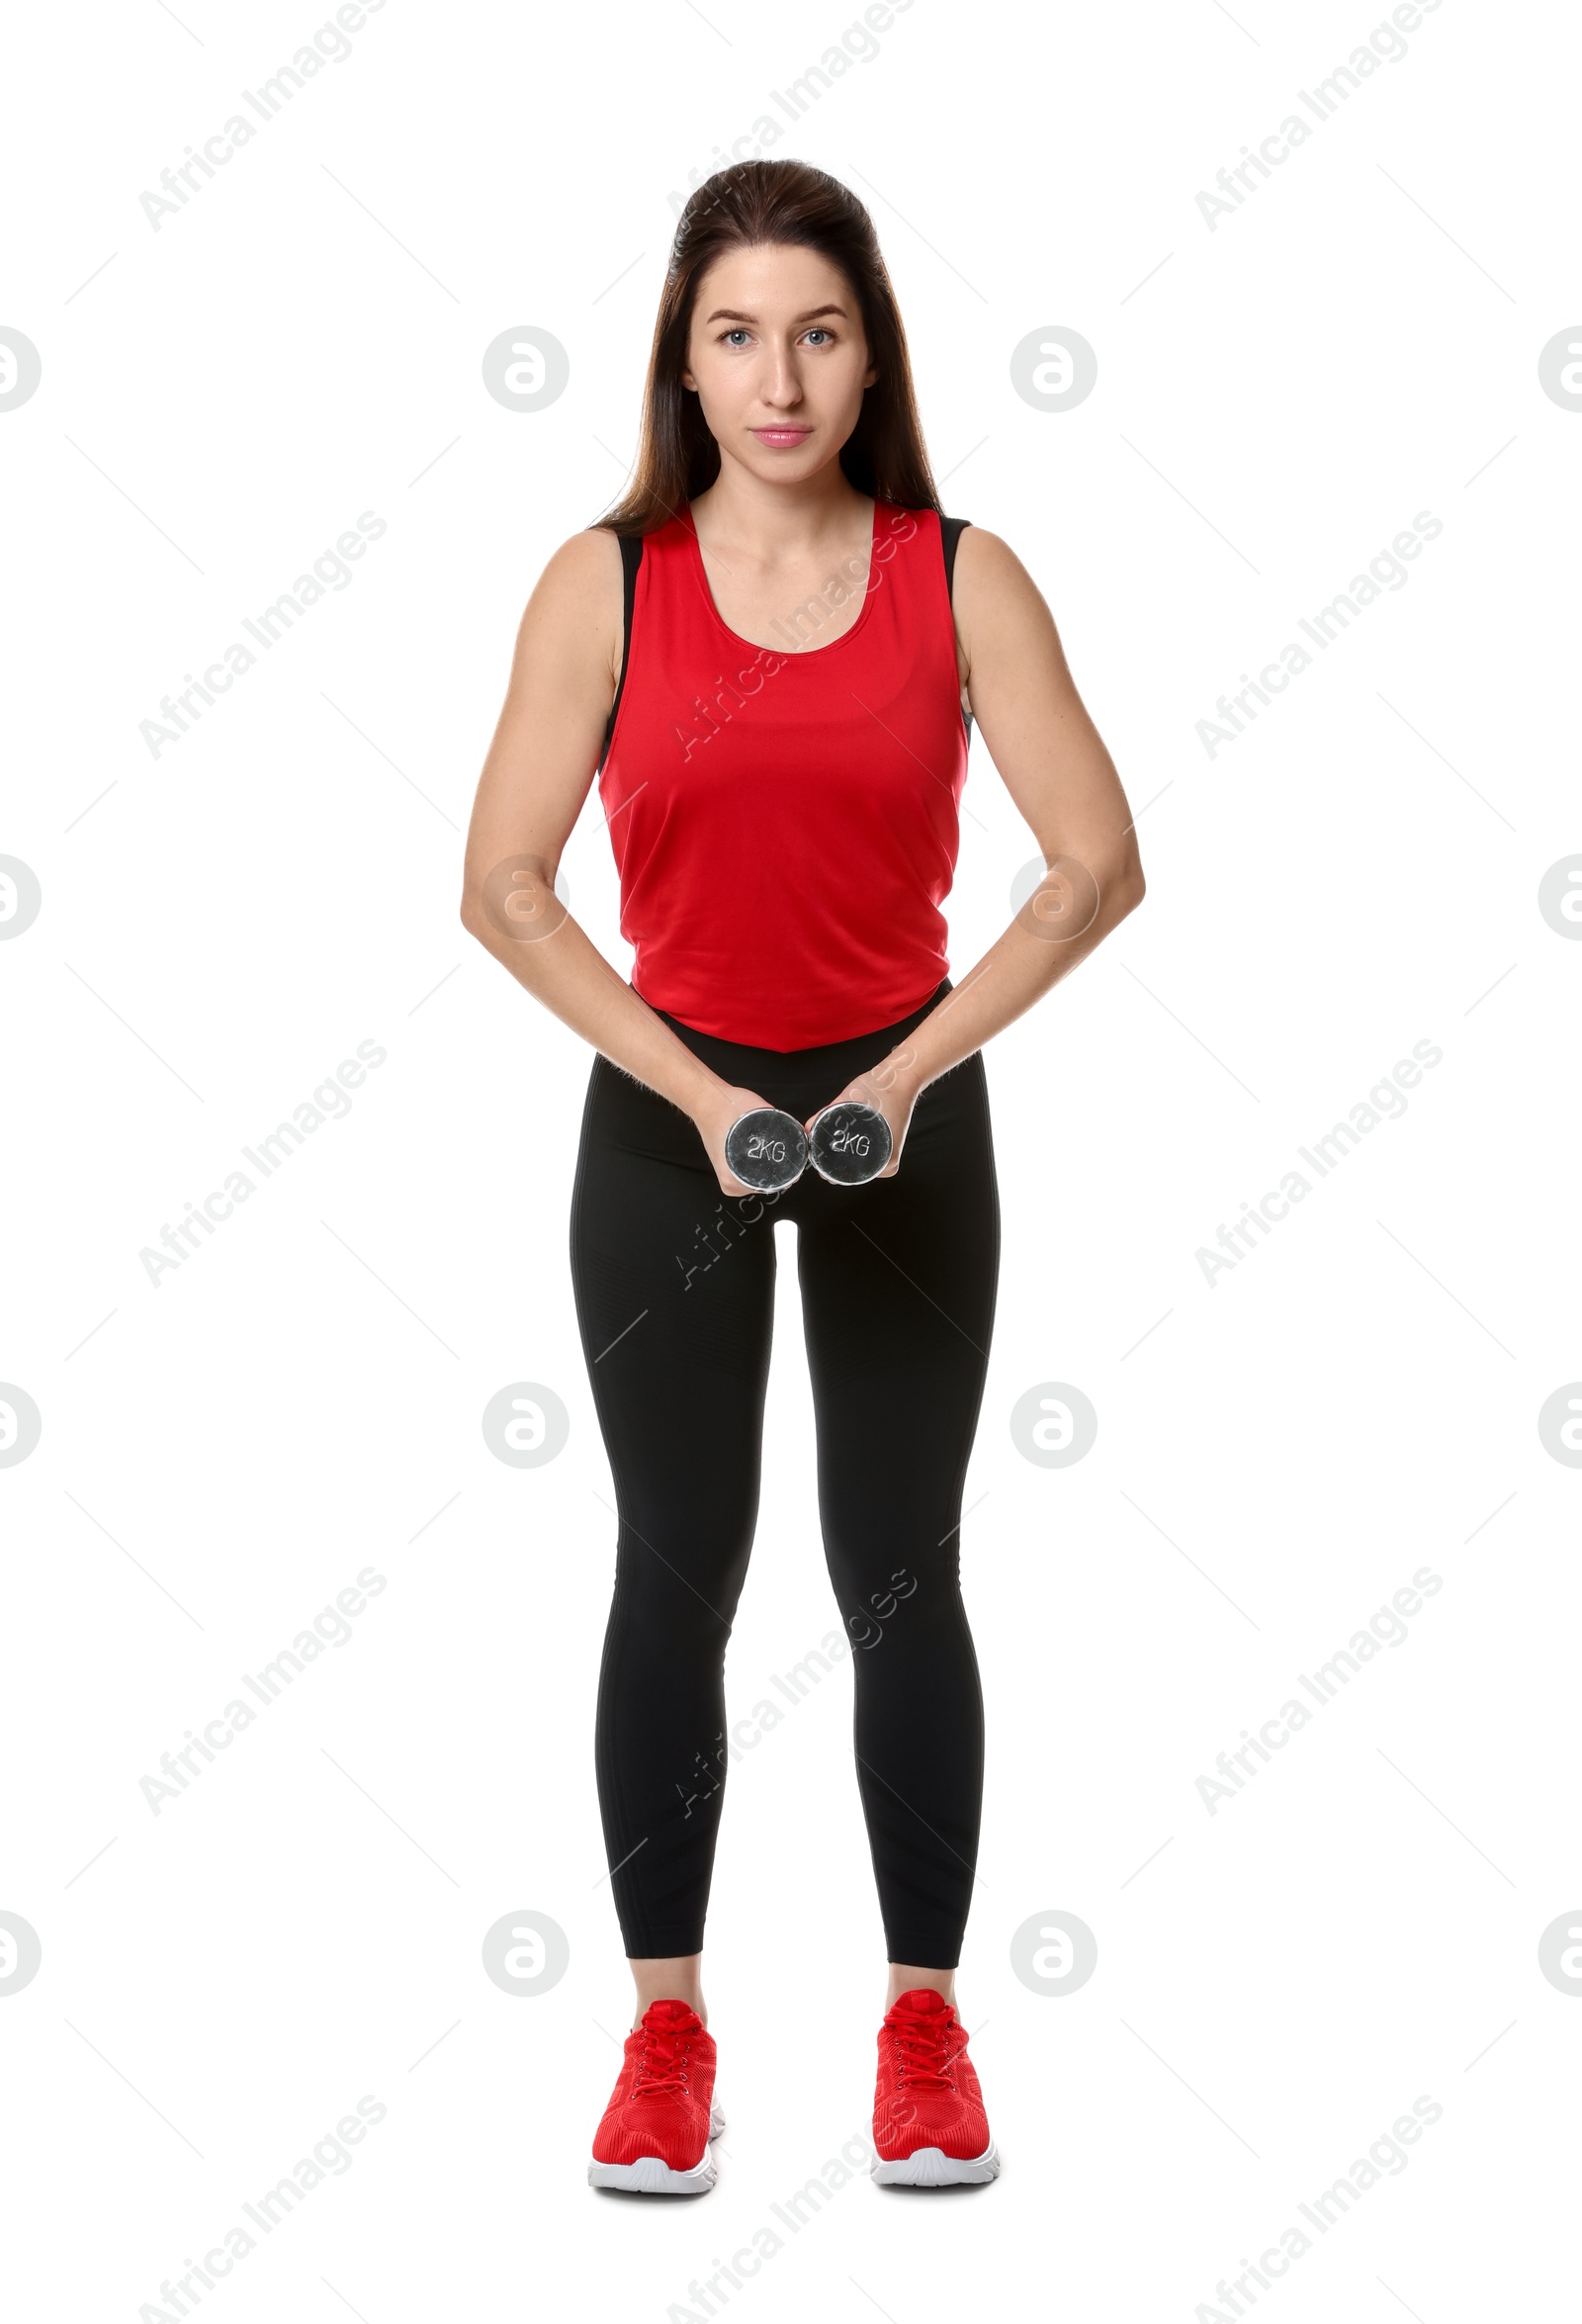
[
  {"xmin": 599, "ymin": 530, "xmax": 645, "ymax": 766},
  {"xmin": 938, "ymin": 514, "xmax": 974, "ymax": 746},
  {"xmin": 938, "ymin": 514, "xmax": 971, "ymax": 606}
]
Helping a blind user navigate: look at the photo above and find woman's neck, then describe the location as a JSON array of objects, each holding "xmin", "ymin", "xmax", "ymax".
[{"xmin": 688, "ymin": 458, "xmax": 873, "ymax": 559}]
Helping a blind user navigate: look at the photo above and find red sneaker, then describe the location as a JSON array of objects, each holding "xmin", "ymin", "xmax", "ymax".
[
  {"xmin": 871, "ymin": 1987, "xmax": 1001, "ymax": 2186},
  {"xmin": 588, "ymin": 1999, "xmax": 723, "ymax": 2193}
]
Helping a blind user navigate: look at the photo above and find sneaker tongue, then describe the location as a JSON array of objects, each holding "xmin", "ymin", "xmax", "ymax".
[
  {"xmin": 643, "ymin": 1999, "xmax": 698, "ymax": 2030},
  {"xmin": 893, "ymin": 1987, "xmax": 949, "ymax": 2015}
]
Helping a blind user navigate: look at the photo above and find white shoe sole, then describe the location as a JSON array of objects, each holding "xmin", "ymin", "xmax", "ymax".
[
  {"xmin": 871, "ymin": 2135, "xmax": 1000, "ymax": 2187},
  {"xmin": 588, "ymin": 2099, "xmax": 726, "ymax": 2193}
]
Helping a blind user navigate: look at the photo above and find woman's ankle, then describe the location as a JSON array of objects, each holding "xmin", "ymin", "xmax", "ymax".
[
  {"xmin": 886, "ymin": 1962, "xmax": 956, "ymax": 2011},
  {"xmin": 629, "ymin": 1951, "xmax": 706, "ymax": 2029}
]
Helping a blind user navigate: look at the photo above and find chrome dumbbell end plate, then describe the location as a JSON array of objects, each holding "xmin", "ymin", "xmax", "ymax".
[
  {"xmin": 808, "ymin": 1101, "xmax": 892, "ymax": 1186},
  {"xmin": 723, "ymin": 1108, "xmax": 809, "ymax": 1194}
]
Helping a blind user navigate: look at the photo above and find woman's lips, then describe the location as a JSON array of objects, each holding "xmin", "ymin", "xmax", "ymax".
[{"xmin": 751, "ymin": 426, "xmax": 813, "ymax": 446}]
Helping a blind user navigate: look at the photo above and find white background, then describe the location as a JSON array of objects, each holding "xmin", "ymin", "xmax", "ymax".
[{"xmin": 3, "ymin": 0, "xmax": 1579, "ymax": 2316}]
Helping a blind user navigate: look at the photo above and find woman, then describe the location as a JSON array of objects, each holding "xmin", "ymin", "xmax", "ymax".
[{"xmin": 461, "ymin": 158, "xmax": 1144, "ymax": 2194}]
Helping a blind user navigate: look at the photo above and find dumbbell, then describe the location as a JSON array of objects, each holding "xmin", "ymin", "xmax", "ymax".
[
  {"xmin": 723, "ymin": 1102, "xmax": 892, "ymax": 1192},
  {"xmin": 808, "ymin": 1099, "xmax": 893, "ymax": 1185},
  {"xmin": 723, "ymin": 1108, "xmax": 808, "ymax": 1194}
]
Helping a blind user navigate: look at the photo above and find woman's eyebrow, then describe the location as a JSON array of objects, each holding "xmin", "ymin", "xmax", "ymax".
[{"xmin": 700, "ymin": 304, "xmax": 849, "ymax": 325}]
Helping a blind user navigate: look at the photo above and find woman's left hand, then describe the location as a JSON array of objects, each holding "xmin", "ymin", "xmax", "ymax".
[{"xmin": 805, "ymin": 1052, "xmax": 922, "ymax": 1181}]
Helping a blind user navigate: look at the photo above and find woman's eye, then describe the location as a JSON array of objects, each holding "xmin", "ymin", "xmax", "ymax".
[
  {"xmin": 805, "ymin": 329, "xmax": 832, "ymax": 346},
  {"xmin": 724, "ymin": 329, "xmax": 750, "ymax": 347}
]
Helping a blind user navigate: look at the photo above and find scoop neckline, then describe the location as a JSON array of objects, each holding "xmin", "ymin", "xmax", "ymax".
[{"xmin": 682, "ymin": 497, "xmax": 884, "ymax": 661}]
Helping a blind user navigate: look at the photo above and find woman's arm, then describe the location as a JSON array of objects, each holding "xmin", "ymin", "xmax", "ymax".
[
  {"xmin": 459, "ymin": 532, "xmax": 771, "ymax": 1192},
  {"xmin": 813, "ymin": 524, "xmax": 1147, "ymax": 1166},
  {"xmin": 459, "ymin": 528, "xmax": 704, "ymax": 1105}
]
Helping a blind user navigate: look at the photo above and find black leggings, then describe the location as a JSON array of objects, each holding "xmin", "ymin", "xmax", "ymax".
[{"xmin": 569, "ymin": 979, "xmax": 999, "ymax": 1968}]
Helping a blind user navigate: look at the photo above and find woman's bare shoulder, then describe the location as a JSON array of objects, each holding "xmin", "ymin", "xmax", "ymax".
[
  {"xmin": 948, "ymin": 524, "xmax": 1060, "ymax": 683},
  {"xmin": 522, "ymin": 525, "xmax": 627, "ymax": 674},
  {"xmin": 532, "ymin": 524, "xmax": 625, "ymax": 609},
  {"xmin": 952, "ymin": 523, "xmax": 1039, "ymax": 595}
]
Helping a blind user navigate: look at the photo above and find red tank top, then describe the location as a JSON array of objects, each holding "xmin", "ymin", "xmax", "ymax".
[{"xmin": 597, "ymin": 499, "xmax": 968, "ymax": 1049}]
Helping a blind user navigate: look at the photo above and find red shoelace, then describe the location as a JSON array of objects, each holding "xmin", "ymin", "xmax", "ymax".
[
  {"xmin": 632, "ymin": 2022, "xmax": 693, "ymax": 2100},
  {"xmin": 890, "ymin": 2011, "xmax": 957, "ymax": 2094}
]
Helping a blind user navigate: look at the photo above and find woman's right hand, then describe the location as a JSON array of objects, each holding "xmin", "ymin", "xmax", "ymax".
[{"xmin": 691, "ymin": 1082, "xmax": 779, "ymax": 1199}]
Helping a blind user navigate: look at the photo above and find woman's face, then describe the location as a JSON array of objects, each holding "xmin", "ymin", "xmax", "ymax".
[{"xmin": 680, "ymin": 242, "xmax": 877, "ymax": 488}]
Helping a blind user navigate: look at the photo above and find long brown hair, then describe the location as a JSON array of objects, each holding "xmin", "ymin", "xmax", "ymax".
[{"xmin": 596, "ymin": 160, "xmax": 940, "ymax": 537}]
